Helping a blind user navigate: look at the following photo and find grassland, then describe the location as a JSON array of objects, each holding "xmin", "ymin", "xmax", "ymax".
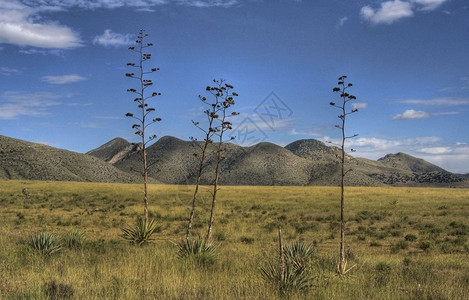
[{"xmin": 1, "ymin": 180, "xmax": 468, "ymax": 299}]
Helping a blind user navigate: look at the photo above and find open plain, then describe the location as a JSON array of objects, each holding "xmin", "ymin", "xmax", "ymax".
[{"xmin": 0, "ymin": 180, "xmax": 468, "ymax": 299}]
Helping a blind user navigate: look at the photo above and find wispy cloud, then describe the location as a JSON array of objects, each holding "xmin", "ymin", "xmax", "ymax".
[
  {"xmin": 41, "ymin": 74, "xmax": 87, "ymax": 84},
  {"xmin": 0, "ymin": 0, "xmax": 82, "ymax": 48},
  {"xmin": 360, "ymin": 0, "xmax": 449, "ymax": 25},
  {"xmin": 397, "ymin": 97, "xmax": 469, "ymax": 106},
  {"xmin": 176, "ymin": 0, "xmax": 240, "ymax": 8},
  {"xmin": 93, "ymin": 30, "xmax": 134, "ymax": 47},
  {"xmin": 0, "ymin": 91, "xmax": 62, "ymax": 120},
  {"xmin": 0, "ymin": 66, "xmax": 21, "ymax": 76},
  {"xmin": 393, "ymin": 109, "xmax": 430, "ymax": 120},
  {"xmin": 412, "ymin": 0, "xmax": 447, "ymax": 11},
  {"xmin": 19, "ymin": 0, "xmax": 239, "ymax": 10},
  {"xmin": 336, "ymin": 16, "xmax": 348, "ymax": 29}
]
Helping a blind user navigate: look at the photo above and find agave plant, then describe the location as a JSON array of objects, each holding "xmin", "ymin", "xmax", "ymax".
[
  {"xmin": 28, "ymin": 232, "xmax": 62, "ymax": 256},
  {"xmin": 283, "ymin": 240, "xmax": 316, "ymax": 269},
  {"xmin": 177, "ymin": 238, "xmax": 217, "ymax": 266},
  {"xmin": 260, "ymin": 230, "xmax": 315, "ymax": 295},
  {"xmin": 121, "ymin": 217, "xmax": 159, "ymax": 246},
  {"xmin": 260, "ymin": 261, "xmax": 311, "ymax": 294},
  {"xmin": 177, "ymin": 238, "xmax": 216, "ymax": 258}
]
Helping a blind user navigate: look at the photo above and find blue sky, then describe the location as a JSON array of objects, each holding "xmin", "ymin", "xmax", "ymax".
[{"xmin": 1, "ymin": 0, "xmax": 468, "ymax": 174}]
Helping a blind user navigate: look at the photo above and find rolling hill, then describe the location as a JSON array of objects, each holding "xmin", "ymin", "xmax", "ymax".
[
  {"xmin": 87, "ymin": 136, "xmax": 468, "ymax": 187},
  {"xmin": 0, "ymin": 135, "xmax": 139, "ymax": 183},
  {"xmin": 1, "ymin": 134, "xmax": 466, "ymax": 186}
]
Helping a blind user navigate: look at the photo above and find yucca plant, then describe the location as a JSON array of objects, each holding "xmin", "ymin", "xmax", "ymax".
[
  {"xmin": 177, "ymin": 238, "xmax": 216, "ymax": 258},
  {"xmin": 28, "ymin": 232, "xmax": 62, "ymax": 256},
  {"xmin": 61, "ymin": 230, "xmax": 86, "ymax": 249},
  {"xmin": 177, "ymin": 238, "xmax": 217, "ymax": 267},
  {"xmin": 260, "ymin": 261, "xmax": 311, "ymax": 294},
  {"xmin": 260, "ymin": 229, "xmax": 314, "ymax": 295},
  {"xmin": 121, "ymin": 216, "xmax": 159, "ymax": 246},
  {"xmin": 283, "ymin": 240, "xmax": 316, "ymax": 269}
]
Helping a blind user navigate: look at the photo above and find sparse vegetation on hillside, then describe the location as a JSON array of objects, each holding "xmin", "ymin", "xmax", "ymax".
[{"xmin": 0, "ymin": 135, "xmax": 139, "ymax": 183}]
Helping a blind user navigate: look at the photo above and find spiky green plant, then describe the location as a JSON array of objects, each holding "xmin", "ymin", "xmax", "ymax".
[
  {"xmin": 283, "ymin": 240, "xmax": 316, "ymax": 269},
  {"xmin": 260, "ymin": 230, "xmax": 314, "ymax": 295},
  {"xmin": 121, "ymin": 216, "xmax": 159, "ymax": 246},
  {"xmin": 177, "ymin": 238, "xmax": 217, "ymax": 267},
  {"xmin": 61, "ymin": 230, "xmax": 86, "ymax": 249},
  {"xmin": 260, "ymin": 261, "xmax": 311, "ymax": 295},
  {"xmin": 177, "ymin": 238, "xmax": 215, "ymax": 256},
  {"xmin": 28, "ymin": 232, "xmax": 62, "ymax": 256}
]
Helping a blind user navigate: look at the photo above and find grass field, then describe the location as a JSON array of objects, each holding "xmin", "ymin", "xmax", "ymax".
[{"xmin": 1, "ymin": 180, "xmax": 468, "ymax": 299}]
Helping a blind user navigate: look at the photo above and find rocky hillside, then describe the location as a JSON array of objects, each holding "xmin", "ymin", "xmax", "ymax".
[
  {"xmin": 1, "ymin": 134, "xmax": 466, "ymax": 187},
  {"xmin": 0, "ymin": 135, "xmax": 139, "ymax": 183},
  {"xmin": 87, "ymin": 136, "xmax": 468, "ymax": 187}
]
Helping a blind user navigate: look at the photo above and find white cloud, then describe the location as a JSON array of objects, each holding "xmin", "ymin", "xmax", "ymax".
[
  {"xmin": 412, "ymin": 0, "xmax": 448, "ymax": 11},
  {"xmin": 351, "ymin": 102, "xmax": 368, "ymax": 110},
  {"xmin": 397, "ymin": 97, "xmax": 469, "ymax": 106},
  {"xmin": 41, "ymin": 74, "xmax": 87, "ymax": 84},
  {"xmin": 324, "ymin": 135, "xmax": 469, "ymax": 173},
  {"xmin": 393, "ymin": 109, "xmax": 430, "ymax": 120},
  {"xmin": 360, "ymin": 0, "xmax": 413, "ymax": 25},
  {"xmin": 419, "ymin": 146, "xmax": 451, "ymax": 154},
  {"xmin": 0, "ymin": 0, "xmax": 82, "ymax": 48},
  {"xmin": 93, "ymin": 29, "xmax": 134, "ymax": 47},
  {"xmin": 360, "ymin": 0, "xmax": 449, "ymax": 25},
  {"xmin": 0, "ymin": 91, "xmax": 62, "ymax": 119},
  {"xmin": 0, "ymin": 66, "xmax": 21, "ymax": 76}
]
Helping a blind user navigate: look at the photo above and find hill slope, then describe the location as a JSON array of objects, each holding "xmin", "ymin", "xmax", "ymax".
[
  {"xmin": 0, "ymin": 135, "xmax": 138, "ymax": 183},
  {"xmin": 88, "ymin": 136, "xmax": 468, "ymax": 187}
]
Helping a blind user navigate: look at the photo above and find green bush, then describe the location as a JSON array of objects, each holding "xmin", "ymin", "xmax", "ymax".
[
  {"xmin": 419, "ymin": 241, "xmax": 434, "ymax": 252},
  {"xmin": 44, "ymin": 279, "xmax": 74, "ymax": 299},
  {"xmin": 405, "ymin": 234, "xmax": 417, "ymax": 242},
  {"xmin": 374, "ymin": 262, "xmax": 392, "ymax": 287},
  {"xmin": 240, "ymin": 236, "xmax": 255, "ymax": 244}
]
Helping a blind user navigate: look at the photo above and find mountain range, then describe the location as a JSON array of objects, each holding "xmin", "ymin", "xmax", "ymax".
[{"xmin": 1, "ymin": 135, "xmax": 467, "ymax": 187}]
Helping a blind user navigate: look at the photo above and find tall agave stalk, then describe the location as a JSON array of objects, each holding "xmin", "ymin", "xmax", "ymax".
[
  {"xmin": 329, "ymin": 75, "xmax": 358, "ymax": 275},
  {"xmin": 203, "ymin": 79, "xmax": 238, "ymax": 244},
  {"xmin": 125, "ymin": 29, "xmax": 161, "ymax": 222}
]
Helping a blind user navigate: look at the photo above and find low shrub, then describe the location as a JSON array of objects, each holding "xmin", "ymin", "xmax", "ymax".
[
  {"xmin": 61, "ymin": 230, "xmax": 86, "ymax": 249},
  {"xmin": 44, "ymin": 280, "xmax": 74, "ymax": 299},
  {"xmin": 405, "ymin": 234, "xmax": 417, "ymax": 242}
]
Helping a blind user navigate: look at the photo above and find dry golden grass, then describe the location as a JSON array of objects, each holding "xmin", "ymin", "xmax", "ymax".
[{"xmin": 1, "ymin": 180, "xmax": 468, "ymax": 299}]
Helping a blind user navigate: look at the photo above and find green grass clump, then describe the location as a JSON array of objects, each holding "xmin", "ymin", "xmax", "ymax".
[
  {"xmin": 61, "ymin": 230, "xmax": 86, "ymax": 249},
  {"xmin": 28, "ymin": 232, "xmax": 62, "ymax": 256}
]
